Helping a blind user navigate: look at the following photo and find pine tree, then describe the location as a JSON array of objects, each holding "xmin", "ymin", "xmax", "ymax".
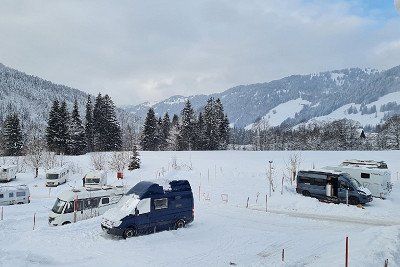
[
  {"xmin": 160, "ymin": 113, "xmax": 171, "ymax": 150},
  {"xmin": 214, "ymin": 98, "xmax": 227, "ymax": 149},
  {"xmin": 140, "ymin": 108, "xmax": 158, "ymax": 150},
  {"xmin": 85, "ymin": 96, "xmax": 94, "ymax": 152},
  {"xmin": 69, "ymin": 100, "xmax": 86, "ymax": 155},
  {"xmin": 92, "ymin": 94, "xmax": 122, "ymax": 151},
  {"xmin": 219, "ymin": 114, "xmax": 230, "ymax": 149},
  {"xmin": 155, "ymin": 117, "xmax": 163, "ymax": 150},
  {"xmin": 3, "ymin": 113, "xmax": 23, "ymax": 156},
  {"xmin": 179, "ymin": 100, "xmax": 196, "ymax": 150},
  {"xmin": 204, "ymin": 97, "xmax": 219, "ymax": 150},
  {"xmin": 57, "ymin": 101, "xmax": 71, "ymax": 154},
  {"xmin": 128, "ymin": 145, "xmax": 141, "ymax": 170},
  {"xmin": 193, "ymin": 112, "xmax": 207, "ymax": 150},
  {"xmin": 102, "ymin": 95, "xmax": 122, "ymax": 151},
  {"xmin": 93, "ymin": 94, "xmax": 105, "ymax": 151},
  {"xmin": 46, "ymin": 100, "xmax": 60, "ymax": 152},
  {"xmin": 167, "ymin": 115, "xmax": 180, "ymax": 150}
]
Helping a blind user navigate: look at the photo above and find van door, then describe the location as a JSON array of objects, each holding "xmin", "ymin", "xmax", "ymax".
[
  {"xmin": 150, "ymin": 198, "xmax": 171, "ymax": 231},
  {"xmin": 136, "ymin": 198, "xmax": 151, "ymax": 234},
  {"xmin": 338, "ymin": 180, "xmax": 353, "ymax": 202}
]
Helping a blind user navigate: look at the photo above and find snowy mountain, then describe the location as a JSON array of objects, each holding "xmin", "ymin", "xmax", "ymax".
[
  {"xmin": 0, "ymin": 63, "xmax": 88, "ymax": 127},
  {"xmin": 124, "ymin": 66, "xmax": 400, "ymax": 129}
]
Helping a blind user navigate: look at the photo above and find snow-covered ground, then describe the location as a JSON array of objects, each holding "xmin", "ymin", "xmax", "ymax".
[{"xmin": 1, "ymin": 151, "xmax": 400, "ymax": 266}]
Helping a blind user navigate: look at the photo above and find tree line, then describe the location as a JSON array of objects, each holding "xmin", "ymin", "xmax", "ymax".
[
  {"xmin": 140, "ymin": 98, "xmax": 230, "ymax": 151},
  {"xmin": 231, "ymin": 116, "xmax": 400, "ymax": 151},
  {"xmin": 0, "ymin": 93, "xmax": 123, "ymax": 156}
]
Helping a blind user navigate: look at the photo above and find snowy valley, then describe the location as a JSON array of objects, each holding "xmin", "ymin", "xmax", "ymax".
[{"xmin": 1, "ymin": 150, "xmax": 400, "ymax": 266}]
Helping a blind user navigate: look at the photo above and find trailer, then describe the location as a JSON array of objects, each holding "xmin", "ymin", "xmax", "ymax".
[
  {"xmin": 83, "ymin": 171, "xmax": 107, "ymax": 187},
  {"xmin": 324, "ymin": 159, "xmax": 392, "ymax": 198},
  {"xmin": 0, "ymin": 165, "xmax": 18, "ymax": 182},
  {"xmin": 46, "ymin": 166, "xmax": 70, "ymax": 187},
  {"xmin": 0, "ymin": 185, "xmax": 30, "ymax": 206}
]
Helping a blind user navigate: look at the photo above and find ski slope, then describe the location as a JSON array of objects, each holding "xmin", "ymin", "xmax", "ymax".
[{"xmin": 1, "ymin": 151, "xmax": 400, "ymax": 266}]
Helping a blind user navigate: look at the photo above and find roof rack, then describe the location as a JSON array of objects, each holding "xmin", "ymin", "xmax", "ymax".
[{"xmin": 341, "ymin": 159, "xmax": 387, "ymax": 169}]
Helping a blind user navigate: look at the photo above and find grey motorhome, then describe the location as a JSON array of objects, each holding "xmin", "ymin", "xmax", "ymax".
[
  {"xmin": 324, "ymin": 159, "xmax": 392, "ymax": 199},
  {"xmin": 0, "ymin": 165, "xmax": 18, "ymax": 182},
  {"xmin": 296, "ymin": 170, "xmax": 373, "ymax": 205},
  {"xmin": 101, "ymin": 180, "xmax": 194, "ymax": 238},
  {"xmin": 0, "ymin": 185, "xmax": 30, "ymax": 206}
]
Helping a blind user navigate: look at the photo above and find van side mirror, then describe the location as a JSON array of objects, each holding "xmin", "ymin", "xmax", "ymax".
[{"xmin": 135, "ymin": 208, "xmax": 139, "ymax": 216}]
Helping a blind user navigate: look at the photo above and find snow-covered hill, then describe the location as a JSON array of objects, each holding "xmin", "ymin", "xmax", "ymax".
[
  {"xmin": 124, "ymin": 66, "xmax": 400, "ymax": 129},
  {"xmin": 0, "ymin": 63, "xmax": 88, "ymax": 127}
]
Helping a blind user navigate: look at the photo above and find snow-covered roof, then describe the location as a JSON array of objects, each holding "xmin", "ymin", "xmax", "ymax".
[
  {"xmin": 46, "ymin": 165, "xmax": 70, "ymax": 174},
  {"xmin": 0, "ymin": 185, "xmax": 29, "ymax": 192},
  {"xmin": 84, "ymin": 170, "xmax": 107, "ymax": 178},
  {"xmin": 57, "ymin": 186, "xmax": 125, "ymax": 201}
]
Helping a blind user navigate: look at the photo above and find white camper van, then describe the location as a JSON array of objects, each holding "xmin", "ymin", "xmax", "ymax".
[
  {"xmin": 48, "ymin": 186, "xmax": 125, "ymax": 226},
  {"xmin": 46, "ymin": 166, "xmax": 70, "ymax": 187},
  {"xmin": 0, "ymin": 185, "xmax": 30, "ymax": 206},
  {"xmin": 83, "ymin": 171, "xmax": 107, "ymax": 187},
  {"xmin": 324, "ymin": 159, "xmax": 392, "ymax": 199},
  {"xmin": 0, "ymin": 165, "xmax": 18, "ymax": 182}
]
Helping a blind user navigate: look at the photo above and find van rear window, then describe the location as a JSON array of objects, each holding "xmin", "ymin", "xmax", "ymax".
[
  {"xmin": 16, "ymin": 192, "xmax": 26, "ymax": 197},
  {"xmin": 154, "ymin": 198, "xmax": 168, "ymax": 210},
  {"xmin": 361, "ymin": 173, "xmax": 370, "ymax": 179},
  {"xmin": 0, "ymin": 194, "xmax": 3, "ymax": 198}
]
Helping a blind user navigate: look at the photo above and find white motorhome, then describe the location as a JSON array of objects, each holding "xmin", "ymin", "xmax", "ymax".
[
  {"xmin": 45, "ymin": 166, "xmax": 70, "ymax": 187},
  {"xmin": 0, "ymin": 165, "xmax": 18, "ymax": 182},
  {"xmin": 324, "ymin": 159, "xmax": 392, "ymax": 199},
  {"xmin": 48, "ymin": 186, "xmax": 125, "ymax": 226},
  {"xmin": 0, "ymin": 185, "xmax": 30, "ymax": 206},
  {"xmin": 83, "ymin": 171, "xmax": 107, "ymax": 187}
]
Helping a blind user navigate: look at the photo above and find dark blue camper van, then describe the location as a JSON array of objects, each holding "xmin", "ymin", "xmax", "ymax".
[
  {"xmin": 101, "ymin": 180, "xmax": 194, "ymax": 238},
  {"xmin": 296, "ymin": 170, "xmax": 373, "ymax": 205}
]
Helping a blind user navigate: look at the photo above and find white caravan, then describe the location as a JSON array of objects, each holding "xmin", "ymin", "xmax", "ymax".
[
  {"xmin": 324, "ymin": 159, "xmax": 392, "ymax": 199},
  {"xmin": 46, "ymin": 166, "xmax": 70, "ymax": 187},
  {"xmin": 48, "ymin": 186, "xmax": 125, "ymax": 226},
  {"xmin": 0, "ymin": 165, "xmax": 18, "ymax": 182},
  {"xmin": 0, "ymin": 185, "xmax": 30, "ymax": 206},
  {"xmin": 83, "ymin": 171, "xmax": 107, "ymax": 187}
]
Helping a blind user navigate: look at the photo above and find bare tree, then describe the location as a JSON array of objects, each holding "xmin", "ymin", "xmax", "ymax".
[
  {"xmin": 286, "ymin": 152, "xmax": 301, "ymax": 185},
  {"xmin": 90, "ymin": 152, "xmax": 108, "ymax": 171},
  {"xmin": 108, "ymin": 151, "xmax": 130, "ymax": 172},
  {"xmin": 43, "ymin": 151, "xmax": 57, "ymax": 170},
  {"xmin": 25, "ymin": 137, "xmax": 46, "ymax": 178}
]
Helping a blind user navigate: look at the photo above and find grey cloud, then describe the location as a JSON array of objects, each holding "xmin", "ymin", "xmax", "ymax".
[{"xmin": 0, "ymin": 0, "xmax": 399, "ymax": 105}]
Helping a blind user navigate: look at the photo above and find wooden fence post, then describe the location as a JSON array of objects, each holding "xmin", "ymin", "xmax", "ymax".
[
  {"xmin": 265, "ymin": 194, "xmax": 268, "ymax": 212},
  {"xmin": 246, "ymin": 197, "xmax": 250, "ymax": 208},
  {"xmin": 33, "ymin": 213, "xmax": 36, "ymax": 230},
  {"xmin": 1, "ymin": 207, "xmax": 3, "ymax": 220},
  {"xmin": 282, "ymin": 249, "xmax": 285, "ymax": 262},
  {"xmin": 345, "ymin": 236, "xmax": 349, "ymax": 267}
]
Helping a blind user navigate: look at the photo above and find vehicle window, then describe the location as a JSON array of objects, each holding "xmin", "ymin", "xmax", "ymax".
[
  {"xmin": 312, "ymin": 179, "xmax": 325, "ymax": 186},
  {"xmin": 361, "ymin": 173, "xmax": 370, "ymax": 179},
  {"xmin": 84, "ymin": 198, "xmax": 100, "ymax": 209},
  {"xmin": 0, "ymin": 194, "xmax": 3, "ymax": 198},
  {"xmin": 75, "ymin": 200, "xmax": 84, "ymax": 211},
  {"xmin": 16, "ymin": 192, "xmax": 26, "ymax": 197},
  {"xmin": 9, "ymin": 193, "xmax": 14, "ymax": 198},
  {"xmin": 299, "ymin": 176, "xmax": 311, "ymax": 184},
  {"xmin": 101, "ymin": 198, "xmax": 110, "ymax": 205},
  {"xmin": 64, "ymin": 202, "xmax": 74, "ymax": 213},
  {"xmin": 154, "ymin": 198, "xmax": 168, "ymax": 210}
]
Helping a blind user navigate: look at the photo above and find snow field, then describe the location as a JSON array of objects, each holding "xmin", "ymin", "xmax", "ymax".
[{"xmin": 1, "ymin": 150, "xmax": 400, "ymax": 266}]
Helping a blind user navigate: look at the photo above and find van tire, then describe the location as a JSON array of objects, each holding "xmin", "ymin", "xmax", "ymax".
[
  {"xmin": 302, "ymin": 190, "xmax": 310, "ymax": 197},
  {"xmin": 123, "ymin": 228, "xmax": 137, "ymax": 239},
  {"xmin": 175, "ymin": 219, "xmax": 185, "ymax": 230},
  {"xmin": 62, "ymin": 221, "xmax": 71, "ymax": 225},
  {"xmin": 349, "ymin": 197, "xmax": 359, "ymax": 205}
]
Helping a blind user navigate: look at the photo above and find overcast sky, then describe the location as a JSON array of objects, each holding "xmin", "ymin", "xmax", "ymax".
[{"xmin": 0, "ymin": 0, "xmax": 399, "ymax": 106}]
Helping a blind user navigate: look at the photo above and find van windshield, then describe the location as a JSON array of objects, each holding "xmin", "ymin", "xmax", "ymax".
[
  {"xmin": 350, "ymin": 178, "xmax": 361, "ymax": 189},
  {"xmin": 47, "ymin": 174, "xmax": 59, "ymax": 180},
  {"xmin": 86, "ymin": 178, "xmax": 100, "ymax": 184},
  {"xmin": 52, "ymin": 198, "xmax": 66, "ymax": 214}
]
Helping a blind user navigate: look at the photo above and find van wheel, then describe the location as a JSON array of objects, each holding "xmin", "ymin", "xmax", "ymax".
[
  {"xmin": 349, "ymin": 197, "xmax": 359, "ymax": 205},
  {"xmin": 302, "ymin": 191, "xmax": 310, "ymax": 197},
  {"xmin": 123, "ymin": 228, "xmax": 137, "ymax": 239},
  {"xmin": 62, "ymin": 221, "xmax": 71, "ymax": 225},
  {"xmin": 175, "ymin": 219, "xmax": 185, "ymax": 230}
]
